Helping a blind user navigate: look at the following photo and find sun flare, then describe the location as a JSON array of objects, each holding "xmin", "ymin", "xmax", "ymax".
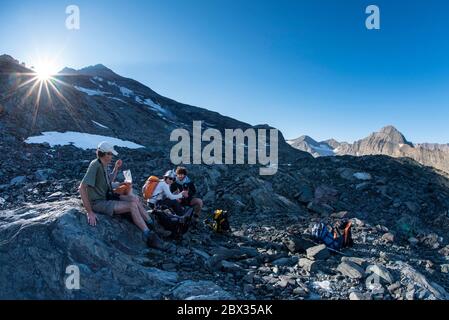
[{"xmin": 34, "ymin": 60, "xmax": 58, "ymax": 81}]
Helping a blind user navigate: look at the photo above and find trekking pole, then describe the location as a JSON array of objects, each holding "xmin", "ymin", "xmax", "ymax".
[{"xmin": 310, "ymin": 239, "xmax": 347, "ymax": 256}]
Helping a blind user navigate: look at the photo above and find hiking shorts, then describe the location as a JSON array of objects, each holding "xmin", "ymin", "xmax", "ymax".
[{"xmin": 92, "ymin": 200, "xmax": 120, "ymax": 216}]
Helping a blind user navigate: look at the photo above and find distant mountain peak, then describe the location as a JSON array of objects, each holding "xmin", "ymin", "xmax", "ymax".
[
  {"xmin": 377, "ymin": 125, "xmax": 411, "ymax": 145},
  {"xmin": 289, "ymin": 135, "xmax": 318, "ymax": 145},
  {"xmin": 380, "ymin": 125, "xmax": 400, "ymax": 135},
  {"xmin": 0, "ymin": 54, "xmax": 18, "ymax": 63},
  {"xmin": 78, "ymin": 64, "xmax": 117, "ymax": 77},
  {"xmin": 58, "ymin": 67, "xmax": 78, "ymax": 75},
  {"xmin": 58, "ymin": 63, "xmax": 119, "ymax": 78}
]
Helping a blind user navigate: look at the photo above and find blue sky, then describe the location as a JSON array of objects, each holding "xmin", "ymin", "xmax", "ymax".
[{"xmin": 1, "ymin": 0, "xmax": 448, "ymax": 143}]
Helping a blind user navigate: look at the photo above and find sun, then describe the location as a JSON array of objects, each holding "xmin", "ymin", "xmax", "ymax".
[{"xmin": 34, "ymin": 60, "xmax": 58, "ymax": 81}]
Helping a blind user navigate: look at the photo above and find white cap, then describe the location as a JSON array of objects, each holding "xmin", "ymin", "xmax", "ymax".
[
  {"xmin": 163, "ymin": 170, "xmax": 176, "ymax": 179},
  {"xmin": 97, "ymin": 141, "xmax": 118, "ymax": 156}
]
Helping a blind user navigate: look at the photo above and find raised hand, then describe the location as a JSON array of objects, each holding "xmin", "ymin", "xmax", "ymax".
[{"xmin": 114, "ymin": 159, "xmax": 123, "ymax": 170}]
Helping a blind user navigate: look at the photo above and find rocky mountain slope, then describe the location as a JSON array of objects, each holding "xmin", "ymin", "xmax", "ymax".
[
  {"xmin": 1, "ymin": 54, "xmax": 449, "ymax": 300},
  {"xmin": 0, "ymin": 54, "xmax": 299, "ymax": 162},
  {"xmin": 287, "ymin": 136, "xmax": 335, "ymax": 157},
  {"xmin": 289, "ymin": 126, "xmax": 449, "ymax": 174}
]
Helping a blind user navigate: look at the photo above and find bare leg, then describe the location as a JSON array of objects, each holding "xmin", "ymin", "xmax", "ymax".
[
  {"xmin": 120, "ymin": 193, "xmax": 151, "ymax": 223},
  {"xmin": 190, "ymin": 198, "xmax": 203, "ymax": 218},
  {"xmin": 113, "ymin": 200, "xmax": 148, "ymax": 232}
]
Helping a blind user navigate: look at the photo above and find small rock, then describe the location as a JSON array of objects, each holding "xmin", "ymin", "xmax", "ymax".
[
  {"xmin": 47, "ymin": 192, "xmax": 63, "ymax": 200},
  {"xmin": 307, "ymin": 201, "xmax": 334, "ymax": 216},
  {"xmin": 206, "ymin": 254, "xmax": 226, "ymax": 270},
  {"xmin": 272, "ymin": 256, "xmax": 298, "ymax": 267},
  {"xmin": 349, "ymin": 292, "xmax": 372, "ymax": 300},
  {"xmin": 35, "ymin": 169, "xmax": 54, "ymax": 182},
  {"xmin": 338, "ymin": 168, "xmax": 357, "ymax": 181},
  {"xmin": 312, "ymin": 280, "xmax": 332, "ymax": 292},
  {"xmin": 387, "ymin": 282, "xmax": 401, "ymax": 293},
  {"xmin": 191, "ymin": 248, "xmax": 210, "ymax": 260},
  {"xmin": 405, "ymin": 286, "xmax": 416, "ymax": 300},
  {"xmin": 306, "ymin": 244, "xmax": 330, "ymax": 260},
  {"xmin": 341, "ymin": 256, "xmax": 368, "ymax": 267},
  {"xmin": 243, "ymin": 284, "xmax": 254, "ymax": 294},
  {"xmin": 294, "ymin": 184, "xmax": 314, "ymax": 204},
  {"xmin": 171, "ymin": 280, "xmax": 235, "ymax": 300},
  {"xmin": 381, "ymin": 232, "xmax": 395, "ymax": 243},
  {"xmin": 337, "ymin": 261, "xmax": 365, "ymax": 279},
  {"xmin": 366, "ymin": 264, "xmax": 394, "ymax": 284},
  {"xmin": 10, "ymin": 176, "xmax": 26, "ymax": 185},
  {"xmin": 298, "ymin": 258, "xmax": 318, "ymax": 273},
  {"xmin": 438, "ymin": 245, "xmax": 449, "ymax": 256},
  {"xmin": 421, "ymin": 233, "xmax": 441, "ymax": 249},
  {"xmin": 440, "ymin": 264, "xmax": 449, "ymax": 274},
  {"xmin": 293, "ymin": 286, "xmax": 309, "ymax": 297},
  {"xmin": 221, "ymin": 260, "xmax": 243, "ymax": 273},
  {"xmin": 408, "ymin": 237, "xmax": 419, "ymax": 246},
  {"xmin": 353, "ymin": 172, "xmax": 372, "ymax": 180},
  {"xmin": 331, "ymin": 211, "xmax": 348, "ymax": 219},
  {"xmin": 352, "ymin": 218, "xmax": 365, "ymax": 227},
  {"xmin": 243, "ymin": 272, "xmax": 255, "ymax": 283},
  {"xmin": 314, "ymin": 185, "xmax": 338, "ymax": 205},
  {"xmin": 283, "ymin": 236, "xmax": 315, "ymax": 253},
  {"xmin": 276, "ymin": 279, "xmax": 289, "ymax": 288},
  {"xmin": 355, "ymin": 182, "xmax": 370, "ymax": 191},
  {"xmin": 176, "ymin": 247, "xmax": 191, "ymax": 256},
  {"xmin": 240, "ymin": 257, "xmax": 260, "ymax": 267}
]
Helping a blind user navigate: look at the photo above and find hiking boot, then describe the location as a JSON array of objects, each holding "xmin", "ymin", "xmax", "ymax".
[
  {"xmin": 153, "ymin": 221, "xmax": 172, "ymax": 237},
  {"xmin": 146, "ymin": 232, "xmax": 167, "ymax": 250},
  {"xmin": 190, "ymin": 215, "xmax": 202, "ymax": 228},
  {"xmin": 145, "ymin": 217, "xmax": 155, "ymax": 228}
]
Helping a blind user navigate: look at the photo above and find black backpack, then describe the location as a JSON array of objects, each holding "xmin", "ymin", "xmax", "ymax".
[{"xmin": 152, "ymin": 206, "xmax": 194, "ymax": 239}]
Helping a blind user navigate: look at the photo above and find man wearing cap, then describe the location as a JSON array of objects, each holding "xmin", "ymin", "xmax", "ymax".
[{"xmin": 79, "ymin": 141, "xmax": 167, "ymax": 250}]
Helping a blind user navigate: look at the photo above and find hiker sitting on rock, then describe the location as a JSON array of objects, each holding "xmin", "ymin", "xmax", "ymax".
[
  {"xmin": 78, "ymin": 141, "xmax": 167, "ymax": 250},
  {"xmin": 148, "ymin": 170, "xmax": 188, "ymax": 215},
  {"xmin": 170, "ymin": 166, "xmax": 203, "ymax": 224}
]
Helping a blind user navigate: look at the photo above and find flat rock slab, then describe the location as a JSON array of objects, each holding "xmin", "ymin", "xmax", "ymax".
[
  {"xmin": 306, "ymin": 244, "xmax": 330, "ymax": 260},
  {"xmin": 171, "ymin": 280, "xmax": 235, "ymax": 300},
  {"xmin": 337, "ymin": 261, "xmax": 365, "ymax": 279}
]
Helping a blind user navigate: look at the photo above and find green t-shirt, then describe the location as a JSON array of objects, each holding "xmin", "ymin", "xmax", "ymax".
[{"xmin": 81, "ymin": 159, "xmax": 111, "ymax": 202}]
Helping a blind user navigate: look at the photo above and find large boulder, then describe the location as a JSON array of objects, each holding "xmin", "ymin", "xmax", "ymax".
[
  {"xmin": 0, "ymin": 199, "xmax": 179, "ymax": 299},
  {"xmin": 396, "ymin": 262, "xmax": 449, "ymax": 300}
]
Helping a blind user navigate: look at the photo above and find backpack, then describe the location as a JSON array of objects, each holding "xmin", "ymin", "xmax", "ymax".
[
  {"xmin": 334, "ymin": 219, "xmax": 353, "ymax": 248},
  {"xmin": 311, "ymin": 219, "xmax": 353, "ymax": 251},
  {"xmin": 211, "ymin": 209, "xmax": 230, "ymax": 233},
  {"xmin": 152, "ymin": 206, "xmax": 194, "ymax": 239},
  {"xmin": 142, "ymin": 176, "xmax": 160, "ymax": 201}
]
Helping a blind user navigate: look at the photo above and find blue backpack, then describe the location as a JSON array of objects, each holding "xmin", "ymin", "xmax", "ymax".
[{"xmin": 311, "ymin": 220, "xmax": 353, "ymax": 251}]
